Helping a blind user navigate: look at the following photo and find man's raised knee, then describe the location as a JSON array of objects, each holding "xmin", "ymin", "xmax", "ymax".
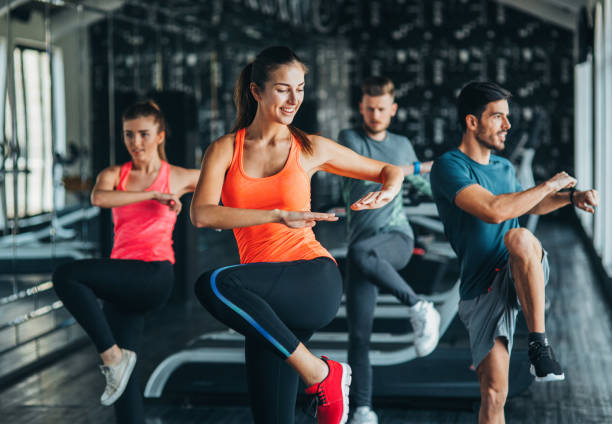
[{"xmin": 504, "ymin": 228, "xmax": 538, "ymax": 257}]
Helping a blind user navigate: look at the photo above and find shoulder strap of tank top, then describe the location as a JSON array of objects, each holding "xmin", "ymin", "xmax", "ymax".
[
  {"xmin": 289, "ymin": 132, "xmax": 300, "ymax": 163},
  {"xmin": 157, "ymin": 161, "xmax": 170, "ymax": 193},
  {"xmin": 116, "ymin": 162, "xmax": 133, "ymax": 191},
  {"xmin": 229, "ymin": 128, "xmax": 245, "ymax": 173}
]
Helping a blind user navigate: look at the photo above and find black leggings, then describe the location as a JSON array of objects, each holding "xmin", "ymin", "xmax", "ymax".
[
  {"xmin": 194, "ymin": 257, "xmax": 342, "ymax": 424},
  {"xmin": 52, "ymin": 259, "xmax": 173, "ymax": 424},
  {"xmin": 346, "ymin": 231, "xmax": 419, "ymax": 407}
]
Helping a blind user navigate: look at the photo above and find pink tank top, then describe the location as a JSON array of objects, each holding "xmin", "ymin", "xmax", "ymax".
[{"xmin": 110, "ymin": 161, "xmax": 177, "ymax": 263}]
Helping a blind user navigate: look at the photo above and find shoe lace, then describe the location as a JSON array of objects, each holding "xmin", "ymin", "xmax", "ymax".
[
  {"xmin": 529, "ymin": 342, "xmax": 553, "ymax": 361},
  {"xmin": 303, "ymin": 384, "xmax": 328, "ymax": 418},
  {"xmin": 100, "ymin": 365, "xmax": 118, "ymax": 390}
]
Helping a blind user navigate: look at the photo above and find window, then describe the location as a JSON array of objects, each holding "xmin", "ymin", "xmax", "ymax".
[{"xmin": 2, "ymin": 44, "xmax": 65, "ymax": 222}]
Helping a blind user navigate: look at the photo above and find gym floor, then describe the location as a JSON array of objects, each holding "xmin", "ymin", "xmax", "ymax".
[{"xmin": 1, "ymin": 218, "xmax": 611, "ymax": 423}]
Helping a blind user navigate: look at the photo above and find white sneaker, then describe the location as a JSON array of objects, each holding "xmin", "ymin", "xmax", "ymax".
[
  {"xmin": 99, "ymin": 348, "xmax": 137, "ymax": 406},
  {"xmin": 408, "ymin": 300, "xmax": 440, "ymax": 357},
  {"xmin": 349, "ymin": 406, "xmax": 378, "ymax": 424}
]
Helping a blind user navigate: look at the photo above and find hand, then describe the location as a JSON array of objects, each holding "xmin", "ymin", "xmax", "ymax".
[
  {"xmin": 546, "ymin": 172, "xmax": 576, "ymax": 192},
  {"xmin": 350, "ymin": 189, "xmax": 396, "ymax": 211},
  {"xmin": 278, "ymin": 210, "xmax": 338, "ymax": 228},
  {"xmin": 154, "ymin": 192, "xmax": 183, "ymax": 214},
  {"xmin": 574, "ymin": 189, "xmax": 599, "ymax": 214}
]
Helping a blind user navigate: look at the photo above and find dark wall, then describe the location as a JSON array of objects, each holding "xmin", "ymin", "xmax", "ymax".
[{"xmin": 337, "ymin": 0, "xmax": 574, "ymax": 182}]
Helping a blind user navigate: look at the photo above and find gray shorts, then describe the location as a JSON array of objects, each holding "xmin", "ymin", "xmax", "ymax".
[{"xmin": 458, "ymin": 250, "xmax": 550, "ymax": 369}]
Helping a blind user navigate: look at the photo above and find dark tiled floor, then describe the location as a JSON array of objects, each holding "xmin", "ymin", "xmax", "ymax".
[{"xmin": 1, "ymin": 218, "xmax": 612, "ymax": 423}]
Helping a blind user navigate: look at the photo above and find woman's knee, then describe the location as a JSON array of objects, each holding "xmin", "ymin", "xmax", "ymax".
[
  {"xmin": 52, "ymin": 262, "xmax": 74, "ymax": 291},
  {"xmin": 194, "ymin": 269, "xmax": 216, "ymax": 304},
  {"xmin": 194, "ymin": 268, "xmax": 239, "ymax": 313}
]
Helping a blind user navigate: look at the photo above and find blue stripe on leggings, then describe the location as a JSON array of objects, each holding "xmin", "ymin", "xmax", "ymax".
[{"xmin": 210, "ymin": 265, "xmax": 291, "ymax": 358}]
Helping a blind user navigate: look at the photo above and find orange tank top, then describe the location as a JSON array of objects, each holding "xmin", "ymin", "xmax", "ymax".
[
  {"xmin": 221, "ymin": 128, "xmax": 333, "ymax": 264},
  {"xmin": 110, "ymin": 161, "xmax": 177, "ymax": 263}
]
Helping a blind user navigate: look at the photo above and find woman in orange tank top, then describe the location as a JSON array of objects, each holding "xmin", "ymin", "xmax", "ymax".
[
  {"xmin": 52, "ymin": 101, "xmax": 200, "ymax": 423},
  {"xmin": 191, "ymin": 47, "xmax": 404, "ymax": 424}
]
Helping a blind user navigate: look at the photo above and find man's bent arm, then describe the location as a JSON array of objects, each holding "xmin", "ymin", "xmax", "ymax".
[
  {"xmin": 527, "ymin": 192, "xmax": 571, "ymax": 215},
  {"xmin": 455, "ymin": 183, "xmax": 554, "ymax": 224}
]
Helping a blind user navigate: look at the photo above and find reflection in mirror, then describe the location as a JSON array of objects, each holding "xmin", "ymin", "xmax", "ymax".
[{"xmin": 0, "ymin": 0, "xmax": 108, "ymax": 384}]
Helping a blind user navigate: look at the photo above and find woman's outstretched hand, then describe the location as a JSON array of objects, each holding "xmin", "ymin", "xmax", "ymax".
[
  {"xmin": 278, "ymin": 210, "xmax": 339, "ymax": 228},
  {"xmin": 350, "ymin": 189, "xmax": 396, "ymax": 211}
]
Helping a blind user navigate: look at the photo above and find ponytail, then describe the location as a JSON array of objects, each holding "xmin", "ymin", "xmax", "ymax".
[{"xmin": 231, "ymin": 63, "xmax": 257, "ymax": 132}]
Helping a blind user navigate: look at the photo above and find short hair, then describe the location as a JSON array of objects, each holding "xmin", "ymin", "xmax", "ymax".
[
  {"xmin": 361, "ymin": 76, "xmax": 395, "ymax": 98},
  {"xmin": 457, "ymin": 81, "xmax": 512, "ymax": 132}
]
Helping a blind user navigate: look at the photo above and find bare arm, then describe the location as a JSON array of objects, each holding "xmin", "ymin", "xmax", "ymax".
[
  {"xmin": 529, "ymin": 188, "xmax": 599, "ymax": 215},
  {"xmin": 527, "ymin": 191, "xmax": 571, "ymax": 215},
  {"xmin": 90, "ymin": 166, "xmax": 159, "ymax": 208},
  {"xmin": 190, "ymin": 135, "xmax": 337, "ymax": 230},
  {"xmin": 309, "ymin": 136, "xmax": 404, "ymax": 210},
  {"xmin": 398, "ymin": 160, "xmax": 433, "ymax": 176},
  {"xmin": 170, "ymin": 167, "xmax": 201, "ymax": 196},
  {"xmin": 455, "ymin": 172, "xmax": 577, "ymax": 224}
]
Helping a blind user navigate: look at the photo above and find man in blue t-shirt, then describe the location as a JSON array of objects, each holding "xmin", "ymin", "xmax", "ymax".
[
  {"xmin": 339, "ymin": 76, "xmax": 440, "ymax": 424},
  {"xmin": 430, "ymin": 81, "xmax": 599, "ymax": 423}
]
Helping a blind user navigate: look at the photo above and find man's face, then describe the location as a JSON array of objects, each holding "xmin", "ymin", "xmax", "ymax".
[
  {"xmin": 473, "ymin": 99, "xmax": 511, "ymax": 151},
  {"xmin": 359, "ymin": 94, "xmax": 397, "ymax": 136}
]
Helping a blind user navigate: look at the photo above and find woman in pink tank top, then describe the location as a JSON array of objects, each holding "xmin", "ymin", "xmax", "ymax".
[
  {"xmin": 191, "ymin": 47, "xmax": 404, "ymax": 424},
  {"xmin": 52, "ymin": 100, "xmax": 199, "ymax": 423}
]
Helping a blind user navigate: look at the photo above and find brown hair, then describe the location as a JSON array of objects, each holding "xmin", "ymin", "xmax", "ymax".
[
  {"xmin": 361, "ymin": 76, "xmax": 395, "ymax": 98},
  {"xmin": 232, "ymin": 46, "xmax": 313, "ymax": 154},
  {"xmin": 122, "ymin": 100, "xmax": 167, "ymax": 161}
]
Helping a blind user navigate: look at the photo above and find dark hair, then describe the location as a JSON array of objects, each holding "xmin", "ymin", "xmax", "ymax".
[
  {"xmin": 122, "ymin": 100, "xmax": 167, "ymax": 161},
  {"xmin": 457, "ymin": 81, "xmax": 512, "ymax": 132},
  {"xmin": 361, "ymin": 76, "xmax": 395, "ymax": 98},
  {"xmin": 232, "ymin": 46, "xmax": 313, "ymax": 154}
]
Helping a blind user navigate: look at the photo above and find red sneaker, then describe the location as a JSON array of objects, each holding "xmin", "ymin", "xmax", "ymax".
[{"xmin": 304, "ymin": 356, "xmax": 351, "ymax": 424}]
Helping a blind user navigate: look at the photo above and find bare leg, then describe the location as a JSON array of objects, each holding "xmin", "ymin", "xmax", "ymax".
[
  {"xmin": 286, "ymin": 342, "xmax": 328, "ymax": 386},
  {"xmin": 504, "ymin": 228, "xmax": 545, "ymax": 333},
  {"xmin": 477, "ymin": 338, "xmax": 510, "ymax": 424},
  {"xmin": 100, "ymin": 344, "xmax": 123, "ymax": 366}
]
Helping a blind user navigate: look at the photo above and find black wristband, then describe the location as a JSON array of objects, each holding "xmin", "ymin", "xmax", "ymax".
[{"xmin": 569, "ymin": 187, "xmax": 576, "ymax": 206}]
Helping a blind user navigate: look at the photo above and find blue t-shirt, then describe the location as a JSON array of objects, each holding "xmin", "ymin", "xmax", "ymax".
[
  {"xmin": 430, "ymin": 148, "xmax": 523, "ymax": 300},
  {"xmin": 338, "ymin": 128, "xmax": 415, "ymax": 244}
]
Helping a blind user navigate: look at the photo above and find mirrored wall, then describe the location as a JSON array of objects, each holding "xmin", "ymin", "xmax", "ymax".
[{"xmin": 0, "ymin": 0, "xmax": 108, "ymax": 382}]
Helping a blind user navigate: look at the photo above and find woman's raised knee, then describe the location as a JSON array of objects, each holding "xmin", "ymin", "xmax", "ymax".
[{"xmin": 52, "ymin": 262, "xmax": 73, "ymax": 290}]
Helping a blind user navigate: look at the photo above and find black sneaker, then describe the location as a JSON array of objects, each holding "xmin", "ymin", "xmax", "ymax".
[{"xmin": 528, "ymin": 341, "xmax": 565, "ymax": 382}]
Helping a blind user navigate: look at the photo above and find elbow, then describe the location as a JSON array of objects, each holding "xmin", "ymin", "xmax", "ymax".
[
  {"xmin": 189, "ymin": 205, "xmax": 214, "ymax": 228},
  {"xmin": 487, "ymin": 215, "xmax": 505, "ymax": 225},
  {"xmin": 191, "ymin": 218, "xmax": 211, "ymax": 229},
  {"xmin": 90, "ymin": 192, "xmax": 103, "ymax": 207},
  {"xmin": 189, "ymin": 211, "xmax": 207, "ymax": 228},
  {"xmin": 481, "ymin": 208, "xmax": 506, "ymax": 225}
]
